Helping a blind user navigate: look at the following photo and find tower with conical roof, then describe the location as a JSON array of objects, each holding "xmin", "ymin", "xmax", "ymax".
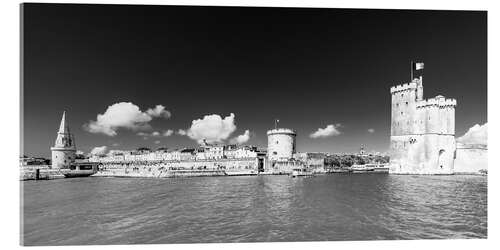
[{"xmin": 51, "ymin": 111, "xmax": 77, "ymax": 169}]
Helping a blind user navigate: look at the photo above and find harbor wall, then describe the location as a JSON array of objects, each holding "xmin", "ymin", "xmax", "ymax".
[
  {"xmin": 20, "ymin": 165, "xmax": 65, "ymax": 180},
  {"xmin": 454, "ymin": 143, "xmax": 488, "ymax": 174},
  {"xmin": 94, "ymin": 158, "xmax": 260, "ymax": 178}
]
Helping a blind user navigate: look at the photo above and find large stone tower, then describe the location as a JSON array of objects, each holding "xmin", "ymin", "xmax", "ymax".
[
  {"xmin": 389, "ymin": 76, "xmax": 457, "ymax": 174},
  {"xmin": 267, "ymin": 128, "xmax": 296, "ymax": 161},
  {"xmin": 51, "ymin": 111, "xmax": 76, "ymax": 169}
]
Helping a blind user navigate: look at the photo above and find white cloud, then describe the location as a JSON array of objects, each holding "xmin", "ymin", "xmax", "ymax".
[
  {"xmin": 138, "ymin": 130, "xmax": 172, "ymax": 138},
  {"xmin": 84, "ymin": 102, "xmax": 171, "ymax": 136},
  {"xmin": 230, "ymin": 130, "xmax": 251, "ymax": 145},
  {"xmin": 457, "ymin": 123, "xmax": 487, "ymax": 145},
  {"xmin": 154, "ymin": 140, "xmax": 161, "ymax": 144},
  {"xmin": 177, "ymin": 129, "xmax": 187, "ymax": 135},
  {"xmin": 146, "ymin": 105, "xmax": 171, "ymax": 119},
  {"xmin": 310, "ymin": 124, "xmax": 342, "ymax": 138},
  {"xmin": 111, "ymin": 143, "xmax": 120, "ymax": 147},
  {"xmin": 368, "ymin": 128, "xmax": 375, "ymax": 133},
  {"xmin": 90, "ymin": 146, "xmax": 108, "ymax": 156},
  {"xmin": 163, "ymin": 129, "xmax": 174, "ymax": 137},
  {"xmin": 182, "ymin": 113, "xmax": 237, "ymax": 144}
]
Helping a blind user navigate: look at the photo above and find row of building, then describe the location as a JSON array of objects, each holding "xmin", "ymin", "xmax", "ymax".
[{"xmin": 88, "ymin": 145, "xmax": 262, "ymax": 163}]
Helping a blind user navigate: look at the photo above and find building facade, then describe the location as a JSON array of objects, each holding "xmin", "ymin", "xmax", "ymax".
[
  {"xmin": 389, "ymin": 76, "xmax": 457, "ymax": 174},
  {"xmin": 50, "ymin": 111, "xmax": 77, "ymax": 169}
]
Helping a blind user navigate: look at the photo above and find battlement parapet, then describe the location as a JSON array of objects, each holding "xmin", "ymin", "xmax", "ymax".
[
  {"xmin": 267, "ymin": 128, "xmax": 297, "ymax": 135},
  {"xmin": 416, "ymin": 96, "xmax": 456, "ymax": 108},
  {"xmin": 390, "ymin": 81, "xmax": 417, "ymax": 94}
]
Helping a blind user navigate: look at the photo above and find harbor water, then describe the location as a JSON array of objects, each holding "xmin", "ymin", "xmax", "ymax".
[{"xmin": 21, "ymin": 174, "xmax": 487, "ymax": 245}]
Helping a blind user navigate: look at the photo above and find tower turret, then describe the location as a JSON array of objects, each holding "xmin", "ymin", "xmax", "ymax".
[
  {"xmin": 416, "ymin": 76, "xmax": 424, "ymax": 101},
  {"xmin": 51, "ymin": 111, "xmax": 76, "ymax": 169}
]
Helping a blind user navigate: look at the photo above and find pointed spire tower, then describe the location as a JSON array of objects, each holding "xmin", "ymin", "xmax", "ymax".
[{"xmin": 51, "ymin": 111, "xmax": 77, "ymax": 169}]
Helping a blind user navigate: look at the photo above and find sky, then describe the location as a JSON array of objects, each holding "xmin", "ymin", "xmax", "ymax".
[{"xmin": 22, "ymin": 4, "xmax": 487, "ymax": 157}]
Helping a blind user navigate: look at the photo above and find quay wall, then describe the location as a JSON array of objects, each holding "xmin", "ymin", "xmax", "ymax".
[
  {"xmin": 20, "ymin": 165, "xmax": 65, "ymax": 180},
  {"xmin": 454, "ymin": 143, "xmax": 488, "ymax": 174},
  {"xmin": 94, "ymin": 158, "xmax": 259, "ymax": 178}
]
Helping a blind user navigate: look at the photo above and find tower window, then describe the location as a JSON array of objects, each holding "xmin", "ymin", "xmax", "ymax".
[{"xmin": 406, "ymin": 102, "xmax": 408, "ymax": 105}]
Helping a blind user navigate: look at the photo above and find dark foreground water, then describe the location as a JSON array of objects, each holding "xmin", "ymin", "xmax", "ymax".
[{"xmin": 21, "ymin": 175, "xmax": 487, "ymax": 245}]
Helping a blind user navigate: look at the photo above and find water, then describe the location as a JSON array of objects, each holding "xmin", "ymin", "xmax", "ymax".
[{"xmin": 21, "ymin": 175, "xmax": 487, "ymax": 245}]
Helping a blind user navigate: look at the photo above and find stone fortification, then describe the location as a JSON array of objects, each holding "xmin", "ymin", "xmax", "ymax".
[
  {"xmin": 389, "ymin": 76, "xmax": 457, "ymax": 174},
  {"xmin": 51, "ymin": 111, "xmax": 76, "ymax": 169},
  {"xmin": 267, "ymin": 128, "xmax": 297, "ymax": 161}
]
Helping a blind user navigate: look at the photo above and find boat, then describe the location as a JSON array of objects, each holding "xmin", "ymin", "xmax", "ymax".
[
  {"xmin": 349, "ymin": 164, "xmax": 389, "ymax": 173},
  {"xmin": 289, "ymin": 168, "xmax": 315, "ymax": 178},
  {"xmin": 349, "ymin": 164, "xmax": 375, "ymax": 173},
  {"xmin": 62, "ymin": 162, "xmax": 99, "ymax": 178},
  {"xmin": 370, "ymin": 164, "xmax": 390, "ymax": 173}
]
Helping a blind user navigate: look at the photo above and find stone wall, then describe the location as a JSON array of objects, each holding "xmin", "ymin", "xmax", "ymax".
[
  {"xmin": 454, "ymin": 143, "xmax": 488, "ymax": 174},
  {"xmin": 94, "ymin": 158, "xmax": 259, "ymax": 177},
  {"xmin": 390, "ymin": 134, "xmax": 456, "ymax": 174}
]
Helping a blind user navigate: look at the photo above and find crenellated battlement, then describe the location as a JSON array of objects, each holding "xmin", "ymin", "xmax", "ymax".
[
  {"xmin": 390, "ymin": 81, "xmax": 417, "ymax": 94},
  {"xmin": 416, "ymin": 95, "xmax": 457, "ymax": 108},
  {"xmin": 267, "ymin": 128, "xmax": 297, "ymax": 135}
]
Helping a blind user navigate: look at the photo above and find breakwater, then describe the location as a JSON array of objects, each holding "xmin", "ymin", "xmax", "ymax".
[{"xmin": 20, "ymin": 166, "xmax": 64, "ymax": 181}]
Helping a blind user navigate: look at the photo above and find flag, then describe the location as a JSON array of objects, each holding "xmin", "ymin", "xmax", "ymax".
[{"xmin": 414, "ymin": 62, "xmax": 424, "ymax": 70}]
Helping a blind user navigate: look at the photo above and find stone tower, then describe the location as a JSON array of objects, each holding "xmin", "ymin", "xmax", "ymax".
[
  {"xmin": 390, "ymin": 76, "xmax": 457, "ymax": 174},
  {"xmin": 267, "ymin": 128, "xmax": 296, "ymax": 161},
  {"xmin": 51, "ymin": 111, "xmax": 76, "ymax": 169}
]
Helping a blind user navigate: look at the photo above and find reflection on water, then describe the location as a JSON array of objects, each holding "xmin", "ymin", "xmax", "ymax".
[{"xmin": 21, "ymin": 174, "xmax": 487, "ymax": 245}]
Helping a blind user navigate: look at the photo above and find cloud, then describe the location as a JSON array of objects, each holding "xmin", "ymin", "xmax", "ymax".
[
  {"xmin": 177, "ymin": 129, "xmax": 187, "ymax": 135},
  {"xmin": 163, "ymin": 129, "xmax": 174, "ymax": 137},
  {"xmin": 154, "ymin": 140, "xmax": 161, "ymax": 144},
  {"xmin": 84, "ymin": 102, "xmax": 171, "ymax": 136},
  {"xmin": 137, "ymin": 130, "xmax": 172, "ymax": 138},
  {"xmin": 368, "ymin": 128, "xmax": 375, "ymax": 133},
  {"xmin": 230, "ymin": 130, "xmax": 251, "ymax": 145},
  {"xmin": 457, "ymin": 123, "xmax": 487, "ymax": 145},
  {"xmin": 310, "ymin": 124, "xmax": 342, "ymax": 138},
  {"xmin": 146, "ymin": 105, "xmax": 171, "ymax": 119},
  {"xmin": 182, "ymin": 113, "xmax": 237, "ymax": 144},
  {"xmin": 90, "ymin": 146, "xmax": 108, "ymax": 156}
]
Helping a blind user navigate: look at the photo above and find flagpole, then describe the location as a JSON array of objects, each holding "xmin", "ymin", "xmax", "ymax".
[{"xmin": 410, "ymin": 60, "xmax": 413, "ymax": 81}]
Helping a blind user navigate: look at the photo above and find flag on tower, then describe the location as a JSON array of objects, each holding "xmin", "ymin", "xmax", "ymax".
[{"xmin": 414, "ymin": 62, "xmax": 424, "ymax": 70}]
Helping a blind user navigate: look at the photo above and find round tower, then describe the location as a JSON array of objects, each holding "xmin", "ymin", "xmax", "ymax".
[
  {"xmin": 51, "ymin": 111, "xmax": 76, "ymax": 169},
  {"xmin": 267, "ymin": 128, "xmax": 296, "ymax": 161}
]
